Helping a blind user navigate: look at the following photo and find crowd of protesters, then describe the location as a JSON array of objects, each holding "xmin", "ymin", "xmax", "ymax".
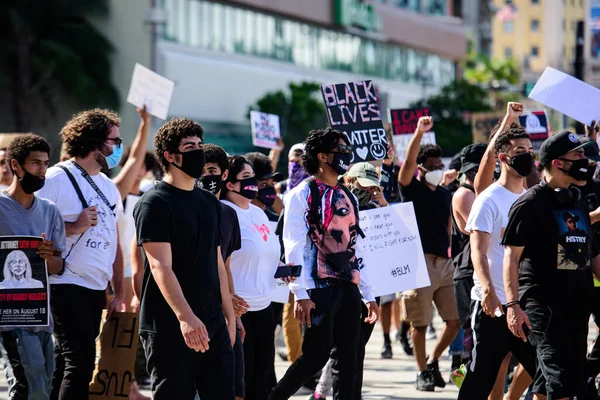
[{"xmin": 2, "ymin": 101, "xmax": 600, "ymax": 400}]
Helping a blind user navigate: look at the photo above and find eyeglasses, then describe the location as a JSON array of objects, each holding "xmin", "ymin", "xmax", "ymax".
[
  {"xmin": 105, "ymin": 137, "xmax": 123, "ymax": 146},
  {"xmin": 329, "ymin": 144, "xmax": 353, "ymax": 154},
  {"xmin": 419, "ymin": 163, "xmax": 445, "ymax": 172}
]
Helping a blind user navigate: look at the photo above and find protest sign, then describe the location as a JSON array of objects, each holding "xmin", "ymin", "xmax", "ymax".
[
  {"xmin": 250, "ymin": 111, "xmax": 281, "ymax": 149},
  {"xmin": 519, "ymin": 110, "xmax": 549, "ymax": 152},
  {"xmin": 321, "ymin": 80, "xmax": 388, "ymax": 164},
  {"xmin": 271, "ymin": 280, "xmax": 291, "ymax": 304},
  {"xmin": 89, "ymin": 312, "xmax": 139, "ymax": 400},
  {"xmin": 126, "ymin": 63, "xmax": 175, "ymax": 120},
  {"xmin": 358, "ymin": 203, "xmax": 430, "ymax": 297},
  {"xmin": 471, "ymin": 112, "xmax": 501, "ymax": 143},
  {"xmin": 529, "ymin": 67, "xmax": 600, "ymax": 126},
  {"xmin": 0, "ymin": 236, "xmax": 49, "ymax": 327},
  {"xmin": 389, "ymin": 107, "xmax": 436, "ymax": 161}
]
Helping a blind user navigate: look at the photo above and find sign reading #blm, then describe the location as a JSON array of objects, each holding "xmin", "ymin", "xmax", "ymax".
[{"xmin": 321, "ymin": 80, "xmax": 388, "ymax": 164}]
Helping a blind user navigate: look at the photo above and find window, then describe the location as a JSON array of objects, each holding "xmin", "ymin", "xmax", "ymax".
[
  {"xmin": 505, "ymin": 47, "xmax": 513, "ymax": 58},
  {"xmin": 531, "ymin": 46, "xmax": 539, "ymax": 57},
  {"xmin": 531, "ymin": 19, "xmax": 540, "ymax": 31},
  {"xmin": 504, "ymin": 21, "xmax": 514, "ymax": 33}
]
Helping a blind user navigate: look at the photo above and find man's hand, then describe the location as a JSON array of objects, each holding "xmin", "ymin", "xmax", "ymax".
[
  {"xmin": 416, "ymin": 116, "xmax": 433, "ymax": 133},
  {"xmin": 364, "ymin": 301, "xmax": 379, "ymax": 324},
  {"xmin": 237, "ymin": 317, "xmax": 246, "ymax": 343},
  {"xmin": 280, "ymin": 276, "xmax": 297, "ymax": 284},
  {"xmin": 442, "ymin": 169, "xmax": 458, "ymax": 186},
  {"xmin": 383, "ymin": 144, "xmax": 395, "ymax": 166},
  {"xmin": 75, "ymin": 206, "xmax": 98, "ymax": 232},
  {"xmin": 180, "ymin": 314, "xmax": 210, "ymax": 352},
  {"xmin": 232, "ymin": 294, "xmax": 250, "ymax": 317},
  {"xmin": 106, "ymin": 295, "xmax": 125, "ymax": 320},
  {"xmin": 130, "ymin": 295, "xmax": 140, "ymax": 313},
  {"xmin": 586, "ymin": 119, "xmax": 599, "ymax": 141},
  {"xmin": 506, "ymin": 102, "xmax": 524, "ymax": 122},
  {"xmin": 372, "ymin": 188, "xmax": 388, "ymax": 207},
  {"xmin": 294, "ymin": 299, "xmax": 316, "ymax": 327},
  {"xmin": 481, "ymin": 289, "xmax": 503, "ymax": 317},
  {"xmin": 506, "ymin": 305, "xmax": 531, "ymax": 342},
  {"xmin": 137, "ymin": 106, "xmax": 151, "ymax": 125},
  {"xmin": 37, "ymin": 233, "xmax": 55, "ymax": 260}
]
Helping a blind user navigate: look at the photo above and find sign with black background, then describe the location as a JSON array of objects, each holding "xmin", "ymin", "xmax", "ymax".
[{"xmin": 519, "ymin": 110, "xmax": 549, "ymax": 152}]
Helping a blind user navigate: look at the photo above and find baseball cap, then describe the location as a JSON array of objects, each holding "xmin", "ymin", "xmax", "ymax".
[
  {"xmin": 580, "ymin": 137, "xmax": 600, "ymax": 162},
  {"xmin": 449, "ymin": 153, "xmax": 462, "ymax": 172},
  {"xmin": 563, "ymin": 211, "xmax": 580, "ymax": 222},
  {"xmin": 347, "ymin": 162, "xmax": 380, "ymax": 187},
  {"xmin": 244, "ymin": 152, "xmax": 283, "ymax": 181},
  {"xmin": 459, "ymin": 143, "xmax": 487, "ymax": 174},
  {"xmin": 539, "ymin": 131, "xmax": 592, "ymax": 166},
  {"xmin": 288, "ymin": 143, "xmax": 305, "ymax": 159}
]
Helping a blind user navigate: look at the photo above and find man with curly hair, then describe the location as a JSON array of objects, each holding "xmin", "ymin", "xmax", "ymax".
[
  {"xmin": 398, "ymin": 117, "xmax": 460, "ymax": 392},
  {"xmin": 133, "ymin": 118, "xmax": 236, "ymax": 399},
  {"xmin": 37, "ymin": 109, "xmax": 125, "ymax": 400}
]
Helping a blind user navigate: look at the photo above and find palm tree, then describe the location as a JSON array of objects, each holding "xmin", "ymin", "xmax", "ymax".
[{"xmin": 0, "ymin": 0, "xmax": 119, "ymax": 132}]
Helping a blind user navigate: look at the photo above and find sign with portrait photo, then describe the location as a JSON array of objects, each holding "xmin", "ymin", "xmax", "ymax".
[
  {"xmin": 0, "ymin": 236, "xmax": 49, "ymax": 327},
  {"xmin": 518, "ymin": 109, "xmax": 549, "ymax": 152},
  {"xmin": 321, "ymin": 80, "xmax": 388, "ymax": 164}
]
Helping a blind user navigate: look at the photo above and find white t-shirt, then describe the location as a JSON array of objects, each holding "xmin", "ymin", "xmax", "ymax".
[
  {"xmin": 466, "ymin": 182, "xmax": 525, "ymax": 304},
  {"xmin": 222, "ymin": 200, "xmax": 281, "ymax": 311},
  {"xmin": 37, "ymin": 161, "xmax": 121, "ymax": 290},
  {"xmin": 117, "ymin": 193, "xmax": 142, "ymax": 278}
]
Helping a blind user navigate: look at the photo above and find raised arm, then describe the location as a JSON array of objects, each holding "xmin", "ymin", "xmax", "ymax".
[{"xmin": 399, "ymin": 117, "xmax": 433, "ymax": 187}]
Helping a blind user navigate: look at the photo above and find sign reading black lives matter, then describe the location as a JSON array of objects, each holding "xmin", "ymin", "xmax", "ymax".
[
  {"xmin": 321, "ymin": 80, "xmax": 388, "ymax": 164},
  {"xmin": 0, "ymin": 236, "xmax": 49, "ymax": 327}
]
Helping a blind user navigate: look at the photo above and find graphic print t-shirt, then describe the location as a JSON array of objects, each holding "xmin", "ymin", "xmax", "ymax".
[
  {"xmin": 466, "ymin": 183, "xmax": 525, "ymax": 304},
  {"xmin": 37, "ymin": 162, "xmax": 120, "ymax": 290},
  {"xmin": 502, "ymin": 184, "xmax": 598, "ymax": 305},
  {"xmin": 221, "ymin": 201, "xmax": 281, "ymax": 311}
]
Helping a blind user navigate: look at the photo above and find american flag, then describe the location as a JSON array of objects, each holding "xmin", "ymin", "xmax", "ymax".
[{"xmin": 496, "ymin": 4, "xmax": 518, "ymax": 22}]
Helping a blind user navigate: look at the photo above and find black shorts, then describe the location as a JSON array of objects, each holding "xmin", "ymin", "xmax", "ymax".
[
  {"xmin": 525, "ymin": 300, "xmax": 590, "ymax": 399},
  {"xmin": 454, "ymin": 277, "xmax": 474, "ymax": 329}
]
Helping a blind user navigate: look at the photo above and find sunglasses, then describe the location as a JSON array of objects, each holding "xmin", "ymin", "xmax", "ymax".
[
  {"xmin": 105, "ymin": 137, "xmax": 123, "ymax": 146},
  {"xmin": 329, "ymin": 144, "xmax": 353, "ymax": 154},
  {"xmin": 419, "ymin": 163, "xmax": 445, "ymax": 172}
]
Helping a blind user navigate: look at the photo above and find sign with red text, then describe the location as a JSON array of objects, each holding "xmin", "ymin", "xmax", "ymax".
[
  {"xmin": 0, "ymin": 236, "xmax": 49, "ymax": 327},
  {"xmin": 250, "ymin": 111, "xmax": 281, "ymax": 149},
  {"xmin": 389, "ymin": 107, "xmax": 436, "ymax": 161},
  {"xmin": 321, "ymin": 80, "xmax": 388, "ymax": 164}
]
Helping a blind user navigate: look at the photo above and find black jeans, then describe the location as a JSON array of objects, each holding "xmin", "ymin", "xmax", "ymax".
[
  {"xmin": 588, "ymin": 288, "xmax": 600, "ymax": 379},
  {"xmin": 268, "ymin": 283, "xmax": 362, "ymax": 400},
  {"xmin": 241, "ymin": 304, "xmax": 276, "ymax": 400},
  {"xmin": 50, "ymin": 284, "xmax": 106, "ymax": 400},
  {"xmin": 141, "ymin": 315, "xmax": 234, "ymax": 400}
]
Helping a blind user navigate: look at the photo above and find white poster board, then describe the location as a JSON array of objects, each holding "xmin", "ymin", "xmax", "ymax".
[
  {"xmin": 271, "ymin": 280, "xmax": 290, "ymax": 304},
  {"xmin": 126, "ymin": 63, "xmax": 175, "ymax": 120},
  {"xmin": 250, "ymin": 111, "xmax": 281, "ymax": 149},
  {"xmin": 358, "ymin": 203, "xmax": 430, "ymax": 297},
  {"xmin": 393, "ymin": 132, "xmax": 436, "ymax": 162},
  {"xmin": 529, "ymin": 67, "xmax": 600, "ymax": 126}
]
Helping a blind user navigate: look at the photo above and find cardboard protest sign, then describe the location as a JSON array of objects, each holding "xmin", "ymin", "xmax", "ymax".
[
  {"xmin": 519, "ymin": 110, "xmax": 550, "ymax": 152},
  {"xmin": 126, "ymin": 63, "xmax": 175, "ymax": 120},
  {"xmin": 321, "ymin": 80, "xmax": 388, "ymax": 164},
  {"xmin": 357, "ymin": 203, "xmax": 430, "ymax": 297},
  {"xmin": 471, "ymin": 113, "xmax": 501, "ymax": 143},
  {"xmin": 250, "ymin": 111, "xmax": 281, "ymax": 149},
  {"xmin": 271, "ymin": 280, "xmax": 291, "ymax": 304},
  {"xmin": 89, "ymin": 312, "xmax": 139, "ymax": 399},
  {"xmin": 389, "ymin": 107, "xmax": 435, "ymax": 161},
  {"xmin": 529, "ymin": 67, "xmax": 600, "ymax": 126},
  {"xmin": 0, "ymin": 236, "xmax": 49, "ymax": 327}
]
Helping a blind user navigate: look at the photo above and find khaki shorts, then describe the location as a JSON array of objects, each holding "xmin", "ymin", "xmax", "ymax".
[{"xmin": 400, "ymin": 254, "xmax": 459, "ymax": 328}]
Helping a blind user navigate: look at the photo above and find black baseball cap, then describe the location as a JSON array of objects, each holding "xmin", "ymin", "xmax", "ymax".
[
  {"xmin": 459, "ymin": 143, "xmax": 487, "ymax": 173},
  {"xmin": 244, "ymin": 152, "xmax": 283, "ymax": 181},
  {"xmin": 539, "ymin": 131, "xmax": 592, "ymax": 166},
  {"xmin": 449, "ymin": 153, "xmax": 462, "ymax": 172},
  {"xmin": 580, "ymin": 137, "xmax": 600, "ymax": 162},
  {"xmin": 563, "ymin": 211, "xmax": 580, "ymax": 222}
]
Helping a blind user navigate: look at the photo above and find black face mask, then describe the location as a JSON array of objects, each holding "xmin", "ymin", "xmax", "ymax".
[
  {"xmin": 232, "ymin": 177, "xmax": 258, "ymax": 200},
  {"xmin": 506, "ymin": 153, "xmax": 535, "ymax": 177},
  {"xmin": 558, "ymin": 158, "xmax": 590, "ymax": 181},
  {"xmin": 585, "ymin": 164, "xmax": 597, "ymax": 181},
  {"xmin": 171, "ymin": 149, "xmax": 206, "ymax": 179},
  {"xmin": 199, "ymin": 175, "xmax": 222, "ymax": 195},
  {"xmin": 257, "ymin": 186, "xmax": 277, "ymax": 206},
  {"xmin": 18, "ymin": 167, "xmax": 45, "ymax": 194},
  {"xmin": 328, "ymin": 152, "xmax": 352, "ymax": 175}
]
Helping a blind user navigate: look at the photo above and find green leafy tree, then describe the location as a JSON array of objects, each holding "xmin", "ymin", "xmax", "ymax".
[{"xmin": 0, "ymin": 0, "xmax": 119, "ymax": 133}]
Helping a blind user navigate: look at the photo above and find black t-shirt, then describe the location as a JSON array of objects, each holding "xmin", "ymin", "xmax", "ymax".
[
  {"xmin": 502, "ymin": 184, "xmax": 598, "ymax": 306},
  {"xmin": 400, "ymin": 177, "xmax": 452, "ymax": 258},
  {"xmin": 134, "ymin": 181, "xmax": 223, "ymax": 336},
  {"xmin": 451, "ymin": 184, "xmax": 474, "ymax": 280},
  {"xmin": 219, "ymin": 202, "xmax": 241, "ymax": 261},
  {"xmin": 264, "ymin": 207, "xmax": 279, "ymax": 223},
  {"xmin": 580, "ymin": 178, "xmax": 600, "ymax": 243}
]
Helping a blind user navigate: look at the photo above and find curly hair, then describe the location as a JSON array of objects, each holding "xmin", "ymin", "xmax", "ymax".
[
  {"xmin": 301, "ymin": 128, "xmax": 348, "ymax": 175},
  {"xmin": 221, "ymin": 155, "xmax": 253, "ymax": 199},
  {"xmin": 6, "ymin": 134, "xmax": 50, "ymax": 173},
  {"xmin": 416, "ymin": 144, "xmax": 443, "ymax": 165},
  {"xmin": 493, "ymin": 124, "xmax": 530, "ymax": 156},
  {"xmin": 204, "ymin": 144, "xmax": 228, "ymax": 174},
  {"xmin": 154, "ymin": 118, "xmax": 204, "ymax": 172},
  {"xmin": 59, "ymin": 109, "xmax": 120, "ymax": 159}
]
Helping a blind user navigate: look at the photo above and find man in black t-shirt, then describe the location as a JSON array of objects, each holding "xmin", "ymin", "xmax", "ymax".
[
  {"xmin": 503, "ymin": 130, "xmax": 600, "ymax": 399},
  {"xmin": 398, "ymin": 116, "xmax": 460, "ymax": 392},
  {"xmin": 133, "ymin": 119, "xmax": 236, "ymax": 400}
]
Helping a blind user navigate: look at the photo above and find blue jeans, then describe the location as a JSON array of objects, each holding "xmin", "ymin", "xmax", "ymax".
[
  {"xmin": 449, "ymin": 328, "xmax": 464, "ymax": 356},
  {"xmin": 1, "ymin": 329, "xmax": 55, "ymax": 400}
]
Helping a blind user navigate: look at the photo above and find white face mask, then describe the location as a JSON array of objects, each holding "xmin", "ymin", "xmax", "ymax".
[{"xmin": 424, "ymin": 169, "xmax": 443, "ymax": 186}]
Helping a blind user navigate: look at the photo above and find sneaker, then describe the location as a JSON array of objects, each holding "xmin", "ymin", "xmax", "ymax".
[
  {"xmin": 426, "ymin": 358, "xmax": 446, "ymax": 388},
  {"xmin": 394, "ymin": 330, "xmax": 401, "ymax": 343},
  {"xmin": 306, "ymin": 393, "xmax": 326, "ymax": 400},
  {"xmin": 381, "ymin": 342, "xmax": 393, "ymax": 359},
  {"xmin": 451, "ymin": 364, "xmax": 467, "ymax": 388},
  {"xmin": 399, "ymin": 335, "xmax": 413, "ymax": 356},
  {"xmin": 415, "ymin": 371, "xmax": 435, "ymax": 392},
  {"xmin": 277, "ymin": 349, "xmax": 288, "ymax": 361}
]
